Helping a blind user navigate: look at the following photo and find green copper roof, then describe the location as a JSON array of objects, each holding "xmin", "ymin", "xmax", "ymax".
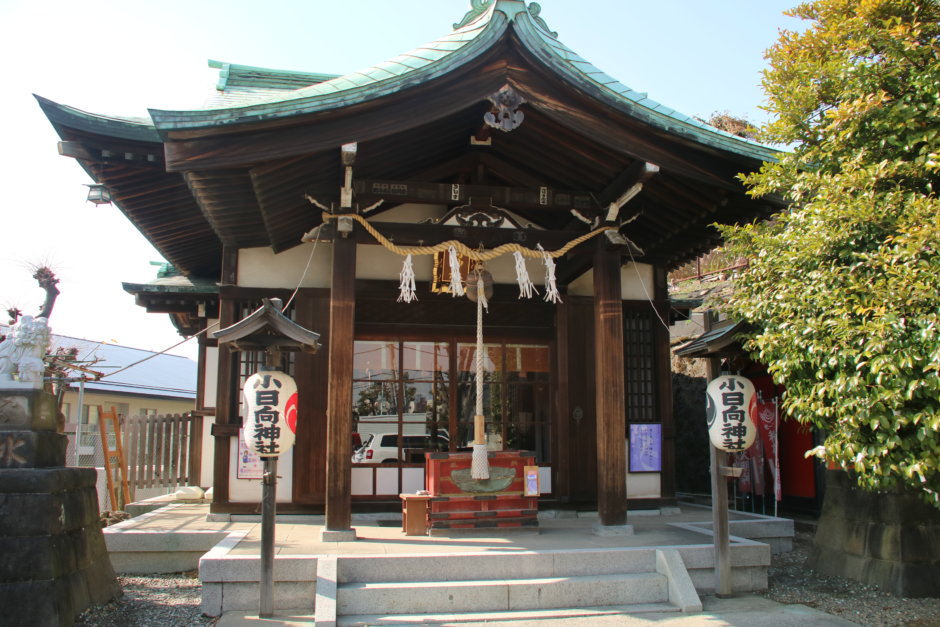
[
  {"xmin": 36, "ymin": 95, "xmax": 160, "ymax": 143},
  {"xmin": 509, "ymin": 6, "xmax": 777, "ymax": 161},
  {"xmin": 149, "ymin": 1, "xmax": 777, "ymax": 162},
  {"xmin": 205, "ymin": 60, "xmax": 341, "ymax": 109}
]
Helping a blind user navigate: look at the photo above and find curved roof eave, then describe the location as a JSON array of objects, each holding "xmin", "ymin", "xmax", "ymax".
[
  {"xmin": 151, "ymin": 0, "xmax": 779, "ymax": 164},
  {"xmin": 35, "ymin": 94, "xmax": 161, "ymax": 143},
  {"xmin": 509, "ymin": 14, "xmax": 780, "ymax": 164},
  {"xmin": 148, "ymin": 11, "xmax": 510, "ymax": 135}
]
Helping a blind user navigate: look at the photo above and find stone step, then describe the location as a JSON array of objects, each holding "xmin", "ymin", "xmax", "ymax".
[
  {"xmin": 338, "ymin": 548, "xmax": 658, "ymax": 584},
  {"xmin": 337, "ymin": 572, "xmax": 669, "ymax": 616},
  {"xmin": 338, "ymin": 603, "xmax": 680, "ymax": 626}
]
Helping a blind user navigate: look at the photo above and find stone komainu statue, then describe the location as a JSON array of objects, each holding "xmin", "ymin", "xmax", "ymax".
[{"xmin": 0, "ymin": 316, "xmax": 50, "ymax": 386}]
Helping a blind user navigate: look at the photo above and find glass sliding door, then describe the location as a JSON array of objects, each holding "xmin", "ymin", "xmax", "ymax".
[{"xmin": 351, "ymin": 337, "xmax": 552, "ymax": 496}]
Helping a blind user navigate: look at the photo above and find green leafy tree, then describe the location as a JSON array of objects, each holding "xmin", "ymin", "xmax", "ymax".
[{"xmin": 718, "ymin": 0, "xmax": 940, "ymax": 507}]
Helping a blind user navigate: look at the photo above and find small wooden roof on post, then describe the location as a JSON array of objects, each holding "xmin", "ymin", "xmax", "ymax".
[{"xmin": 213, "ymin": 298, "xmax": 321, "ymax": 365}]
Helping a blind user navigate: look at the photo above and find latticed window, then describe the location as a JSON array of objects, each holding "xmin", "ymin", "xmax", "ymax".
[{"xmin": 623, "ymin": 310, "xmax": 657, "ymax": 422}]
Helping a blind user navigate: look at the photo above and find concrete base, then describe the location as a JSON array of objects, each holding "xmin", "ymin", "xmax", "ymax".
[
  {"xmin": 593, "ymin": 523, "xmax": 635, "ymax": 536},
  {"xmin": 320, "ymin": 529, "xmax": 357, "ymax": 542}
]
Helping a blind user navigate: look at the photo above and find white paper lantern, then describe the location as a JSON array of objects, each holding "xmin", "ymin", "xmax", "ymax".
[
  {"xmin": 242, "ymin": 370, "xmax": 298, "ymax": 457},
  {"xmin": 705, "ymin": 375, "xmax": 758, "ymax": 452}
]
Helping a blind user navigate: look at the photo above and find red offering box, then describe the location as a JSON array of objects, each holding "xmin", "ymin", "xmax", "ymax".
[{"xmin": 425, "ymin": 451, "xmax": 539, "ymax": 530}]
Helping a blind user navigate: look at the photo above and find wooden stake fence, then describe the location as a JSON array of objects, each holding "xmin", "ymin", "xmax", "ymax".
[{"xmin": 123, "ymin": 412, "xmax": 203, "ymax": 501}]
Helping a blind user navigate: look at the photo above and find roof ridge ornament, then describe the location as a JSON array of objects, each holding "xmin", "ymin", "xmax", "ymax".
[
  {"xmin": 453, "ymin": 0, "xmax": 493, "ymax": 30},
  {"xmin": 527, "ymin": 3, "xmax": 558, "ymax": 39}
]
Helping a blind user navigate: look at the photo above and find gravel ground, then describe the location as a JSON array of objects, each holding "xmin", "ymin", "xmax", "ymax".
[
  {"xmin": 73, "ymin": 529, "xmax": 939, "ymax": 626},
  {"xmin": 759, "ymin": 527, "xmax": 940, "ymax": 627},
  {"xmin": 74, "ymin": 570, "xmax": 217, "ymax": 627}
]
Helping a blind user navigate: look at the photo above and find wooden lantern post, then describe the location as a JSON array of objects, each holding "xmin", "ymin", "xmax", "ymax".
[{"xmin": 214, "ymin": 298, "xmax": 320, "ymax": 618}]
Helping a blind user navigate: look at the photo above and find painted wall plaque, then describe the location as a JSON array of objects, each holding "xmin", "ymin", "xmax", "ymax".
[{"xmin": 629, "ymin": 422, "xmax": 662, "ymax": 472}]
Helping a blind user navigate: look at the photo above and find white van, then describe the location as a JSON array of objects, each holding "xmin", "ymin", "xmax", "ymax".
[{"xmin": 352, "ymin": 432, "xmax": 449, "ymax": 463}]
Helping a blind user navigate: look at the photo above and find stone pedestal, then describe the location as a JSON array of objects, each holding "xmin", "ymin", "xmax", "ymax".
[{"xmin": 0, "ymin": 390, "xmax": 121, "ymax": 626}]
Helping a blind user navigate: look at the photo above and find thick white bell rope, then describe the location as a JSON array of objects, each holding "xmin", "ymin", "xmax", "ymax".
[
  {"xmin": 448, "ymin": 246, "xmax": 465, "ymax": 297},
  {"xmin": 471, "ymin": 271, "xmax": 490, "ymax": 480},
  {"xmin": 397, "ymin": 254, "xmax": 417, "ymax": 303},
  {"xmin": 538, "ymin": 243, "xmax": 563, "ymax": 304},
  {"xmin": 513, "ymin": 251, "xmax": 538, "ymax": 299}
]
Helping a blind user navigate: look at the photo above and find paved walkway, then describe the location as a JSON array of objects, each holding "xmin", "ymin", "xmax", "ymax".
[
  {"xmin": 115, "ymin": 502, "xmax": 764, "ymax": 556},
  {"xmin": 215, "ymin": 595, "xmax": 859, "ymax": 626}
]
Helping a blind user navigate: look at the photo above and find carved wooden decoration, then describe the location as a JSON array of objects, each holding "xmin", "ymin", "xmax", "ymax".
[
  {"xmin": 435, "ymin": 201, "xmax": 525, "ymax": 229},
  {"xmin": 484, "ymin": 85, "xmax": 526, "ymax": 132}
]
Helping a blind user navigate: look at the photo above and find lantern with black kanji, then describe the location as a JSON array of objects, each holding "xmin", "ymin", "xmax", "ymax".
[
  {"xmin": 705, "ymin": 375, "xmax": 758, "ymax": 452},
  {"xmin": 242, "ymin": 369, "xmax": 299, "ymax": 457}
]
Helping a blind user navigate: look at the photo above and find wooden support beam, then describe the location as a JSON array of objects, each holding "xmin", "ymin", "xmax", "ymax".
[
  {"xmin": 352, "ymin": 179, "xmax": 595, "ymax": 214},
  {"xmin": 316, "ymin": 220, "xmax": 601, "ymax": 254},
  {"xmin": 593, "ymin": 238, "xmax": 627, "ymax": 526},
  {"xmin": 598, "ymin": 161, "xmax": 660, "ymax": 209},
  {"xmin": 324, "ymin": 223, "xmax": 356, "ymax": 531},
  {"xmin": 57, "ymin": 140, "xmax": 164, "ymax": 166}
]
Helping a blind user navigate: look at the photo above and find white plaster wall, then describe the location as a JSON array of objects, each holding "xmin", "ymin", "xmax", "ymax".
[
  {"xmin": 237, "ymin": 203, "xmax": 557, "ymax": 288},
  {"xmin": 239, "ymin": 244, "xmax": 332, "ymax": 288},
  {"xmin": 351, "ymin": 467, "xmax": 373, "ymax": 496},
  {"xmin": 567, "ymin": 262, "xmax": 655, "ymax": 300},
  {"xmin": 203, "ymin": 344, "xmax": 218, "ymax": 408},
  {"xmin": 228, "ymin": 437, "xmax": 294, "ymax": 502},
  {"xmin": 625, "ymin": 439, "xmax": 662, "ymax": 499}
]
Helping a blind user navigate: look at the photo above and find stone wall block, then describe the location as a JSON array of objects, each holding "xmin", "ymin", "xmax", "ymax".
[
  {"xmin": 0, "ymin": 390, "xmax": 60, "ymax": 432},
  {"xmin": 900, "ymin": 522, "xmax": 940, "ymax": 564},
  {"xmin": 83, "ymin": 549, "xmax": 122, "ymax": 605},
  {"xmin": 0, "ymin": 535, "xmax": 56, "ymax": 580},
  {"xmin": 62, "ymin": 485, "xmax": 100, "ymax": 532},
  {"xmin": 0, "ymin": 580, "xmax": 61, "ymax": 626},
  {"xmin": 0, "ymin": 430, "xmax": 67, "ymax": 469},
  {"xmin": 0, "ymin": 467, "xmax": 96, "ymax": 493},
  {"xmin": 811, "ymin": 470, "xmax": 940, "ymax": 597}
]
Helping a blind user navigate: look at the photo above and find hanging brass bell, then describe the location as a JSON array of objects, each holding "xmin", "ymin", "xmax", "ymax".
[{"xmin": 465, "ymin": 265, "xmax": 494, "ymax": 302}]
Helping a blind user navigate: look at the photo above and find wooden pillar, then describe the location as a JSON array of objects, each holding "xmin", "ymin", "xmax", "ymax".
[
  {"xmin": 593, "ymin": 240, "xmax": 627, "ymax": 526},
  {"xmin": 654, "ymin": 266, "xmax": 676, "ymax": 498},
  {"xmin": 211, "ymin": 250, "xmax": 238, "ymax": 513},
  {"xmin": 553, "ymin": 299, "xmax": 571, "ymax": 501},
  {"xmin": 324, "ymin": 229, "xmax": 356, "ymax": 531}
]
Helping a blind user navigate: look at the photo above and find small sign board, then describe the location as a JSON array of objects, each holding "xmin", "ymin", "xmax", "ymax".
[
  {"xmin": 236, "ymin": 433, "xmax": 264, "ymax": 479},
  {"xmin": 524, "ymin": 465, "xmax": 540, "ymax": 496},
  {"xmin": 629, "ymin": 423, "xmax": 662, "ymax": 472}
]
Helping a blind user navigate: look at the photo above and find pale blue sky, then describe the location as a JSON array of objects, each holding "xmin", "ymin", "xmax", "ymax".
[{"xmin": 0, "ymin": 0, "xmax": 802, "ymax": 360}]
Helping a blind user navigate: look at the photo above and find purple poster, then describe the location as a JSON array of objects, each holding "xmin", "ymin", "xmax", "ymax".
[{"xmin": 629, "ymin": 423, "xmax": 662, "ymax": 473}]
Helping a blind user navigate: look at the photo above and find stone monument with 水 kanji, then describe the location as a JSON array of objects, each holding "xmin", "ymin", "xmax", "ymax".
[{"xmin": 0, "ymin": 316, "xmax": 120, "ymax": 627}]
